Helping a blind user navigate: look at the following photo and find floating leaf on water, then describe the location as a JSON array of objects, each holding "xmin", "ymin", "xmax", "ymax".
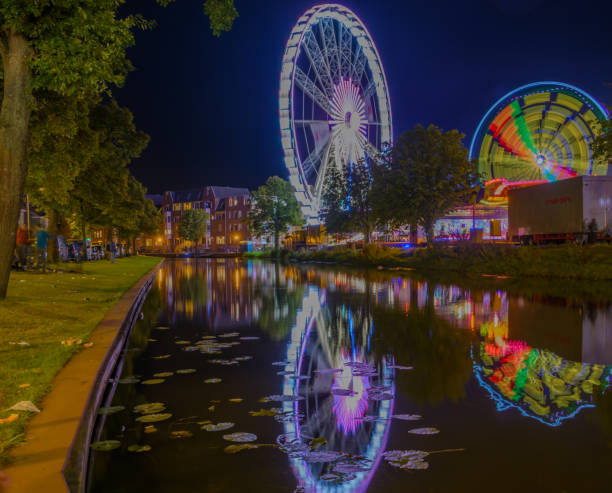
[
  {"xmin": 393, "ymin": 414, "xmax": 422, "ymax": 421},
  {"xmin": 249, "ymin": 408, "xmax": 280, "ymax": 417},
  {"xmin": 383, "ymin": 450, "xmax": 430, "ymax": 470},
  {"xmin": 331, "ymin": 388, "xmax": 356, "ymax": 397},
  {"xmin": 333, "ymin": 463, "xmax": 370, "ymax": 474},
  {"xmin": 154, "ymin": 326, "xmax": 169, "ymax": 330},
  {"xmin": 202, "ymin": 422, "xmax": 234, "ymax": 432},
  {"xmin": 239, "ymin": 336, "xmax": 260, "ymax": 341},
  {"xmin": 218, "ymin": 332, "xmax": 240, "ymax": 338},
  {"xmin": 234, "ymin": 356, "xmax": 253, "ymax": 361},
  {"xmin": 133, "ymin": 402, "xmax": 166, "ymax": 414},
  {"xmin": 197, "ymin": 420, "xmax": 212, "ymax": 425},
  {"xmin": 176, "ymin": 369, "xmax": 197, "ymax": 374},
  {"xmin": 118, "ymin": 376, "xmax": 140, "ymax": 384},
  {"xmin": 127, "ymin": 444, "xmax": 152, "ymax": 453},
  {"xmin": 368, "ymin": 393, "xmax": 394, "ymax": 401},
  {"xmin": 204, "ymin": 378, "xmax": 221, "ymax": 384},
  {"xmin": 391, "ymin": 365, "xmax": 414, "ymax": 370},
  {"xmin": 91, "ymin": 440, "xmax": 121, "ymax": 451},
  {"xmin": 304, "ymin": 450, "xmax": 343, "ymax": 463},
  {"xmin": 271, "ymin": 361, "xmax": 290, "ymax": 366},
  {"xmin": 224, "ymin": 444, "xmax": 259, "ymax": 454},
  {"xmin": 289, "ymin": 375, "xmax": 311, "ymax": 381},
  {"xmin": 153, "ymin": 372, "xmax": 174, "ymax": 378},
  {"xmin": 356, "ymin": 415, "xmax": 388, "ymax": 422},
  {"xmin": 175, "ymin": 340, "xmax": 190, "ymax": 345},
  {"xmin": 152, "ymin": 355, "xmax": 171, "ymax": 360},
  {"xmin": 208, "ymin": 405, "xmax": 215, "ymax": 412},
  {"xmin": 314, "ymin": 368, "xmax": 342, "ymax": 374},
  {"xmin": 148, "ymin": 338, "xmax": 158, "ymax": 342},
  {"xmin": 408, "ymin": 427, "xmax": 439, "ymax": 435},
  {"xmin": 223, "ymin": 432, "xmax": 257, "ymax": 443},
  {"xmin": 210, "ymin": 399, "xmax": 221, "ymax": 404},
  {"xmin": 141, "ymin": 379, "xmax": 165, "ymax": 385},
  {"xmin": 143, "ymin": 425, "xmax": 157, "ymax": 434},
  {"xmin": 309, "ymin": 437, "xmax": 327, "ymax": 449},
  {"xmin": 170, "ymin": 430, "xmax": 193, "ymax": 439},
  {"xmin": 136, "ymin": 413, "xmax": 172, "ymax": 423},
  {"xmin": 9, "ymin": 401, "xmax": 40, "ymax": 413},
  {"xmin": 264, "ymin": 395, "xmax": 304, "ymax": 402},
  {"xmin": 228, "ymin": 398, "xmax": 243, "ymax": 403},
  {"xmin": 98, "ymin": 405, "xmax": 125, "ymax": 415},
  {"xmin": 276, "ymin": 370, "xmax": 295, "ymax": 376}
]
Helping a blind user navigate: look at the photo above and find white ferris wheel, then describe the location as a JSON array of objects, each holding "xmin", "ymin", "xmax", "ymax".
[{"xmin": 279, "ymin": 4, "xmax": 393, "ymax": 224}]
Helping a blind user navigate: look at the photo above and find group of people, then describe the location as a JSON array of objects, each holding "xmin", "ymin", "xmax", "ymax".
[{"xmin": 14, "ymin": 223, "xmax": 49, "ymax": 272}]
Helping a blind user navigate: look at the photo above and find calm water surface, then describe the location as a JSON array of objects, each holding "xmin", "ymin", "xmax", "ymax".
[{"xmin": 88, "ymin": 259, "xmax": 612, "ymax": 493}]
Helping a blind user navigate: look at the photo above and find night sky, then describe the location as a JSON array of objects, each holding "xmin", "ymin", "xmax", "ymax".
[{"xmin": 117, "ymin": 0, "xmax": 612, "ymax": 194}]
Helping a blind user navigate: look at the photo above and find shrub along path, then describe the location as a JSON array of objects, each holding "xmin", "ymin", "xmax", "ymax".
[{"xmin": 0, "ymin": 256, "xmax": 161, "ymax": 467}]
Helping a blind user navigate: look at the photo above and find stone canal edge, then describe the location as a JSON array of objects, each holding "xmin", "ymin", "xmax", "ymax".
[{"xmin": 5, "ymin": 259, "xmax": 164, "ymax": 493}]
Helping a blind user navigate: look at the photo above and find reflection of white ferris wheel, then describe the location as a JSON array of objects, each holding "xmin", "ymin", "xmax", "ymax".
[{"xmin": 279, "ymin": 4, "xmax": 393, "ymax": 224}]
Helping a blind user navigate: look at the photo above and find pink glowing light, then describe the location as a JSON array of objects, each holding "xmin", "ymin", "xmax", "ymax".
[{"xmin": 332, "ymin": 349, "xmax": 371, "ymax": 436}]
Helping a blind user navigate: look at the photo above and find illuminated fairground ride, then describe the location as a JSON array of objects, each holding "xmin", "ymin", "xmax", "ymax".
[
  {"xmin": 279, "ymin": 4, "xmax": 393, "ymax": 224},
  {"xmin": 279, "ymin": 287, "xmax": 395, "ymax": 491},
  {"xmin": 470, "ymin": 81, "xmax": 610, "ymax": 185}
]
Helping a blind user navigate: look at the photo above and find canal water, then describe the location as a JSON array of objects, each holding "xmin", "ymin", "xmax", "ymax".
[{"xmin": 88, "ymin": 259, "xmax": 612, "ymax": 493}]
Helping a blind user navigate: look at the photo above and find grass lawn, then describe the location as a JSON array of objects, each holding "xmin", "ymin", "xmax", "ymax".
[{"xmin": 0, "ymin": 256, "xmax": 161, "ymax": 466}]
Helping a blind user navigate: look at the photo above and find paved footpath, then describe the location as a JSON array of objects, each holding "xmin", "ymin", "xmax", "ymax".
[{"xmin": 4, "ymin": 260, "xmax": 162, "ymax": 493}]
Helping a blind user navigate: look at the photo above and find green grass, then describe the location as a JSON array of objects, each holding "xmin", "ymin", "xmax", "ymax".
[
  {"xmin": 0, "ymin": 256, "xmax": 160, "ymax": 466},
  {"xmin": 281, "ymin": 243, "xmax": 612, "ymax": 281}
]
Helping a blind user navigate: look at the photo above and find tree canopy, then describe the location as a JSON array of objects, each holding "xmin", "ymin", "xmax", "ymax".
[
  {"xmin": 248, "ymin": 176, "xmax": 303, "ymax": 249},
  {"xmin": 178, "ymin": 209, "xmax": 209, "ymax": 244}
]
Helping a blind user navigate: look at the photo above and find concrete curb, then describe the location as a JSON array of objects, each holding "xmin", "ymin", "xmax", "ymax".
[{"xmin": 5, "ymin": 259, "xmax": 164, "ymax": 493}]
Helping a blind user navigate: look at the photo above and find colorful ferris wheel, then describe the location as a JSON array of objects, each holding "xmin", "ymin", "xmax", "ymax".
[
  {"xmin": 279, "ymin": 4, "xmax": 393, "ymax": 224},
  {"xmin": 470, "ymin": 82, "xmax": 609, "ymax": 183}
]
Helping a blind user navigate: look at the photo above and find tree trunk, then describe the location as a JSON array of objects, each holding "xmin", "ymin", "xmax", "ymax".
[
  {"xmin": 80, "ymin": 219, "xmax": 87, "ymax": 261},
  {"xmin": 47, "ymin": 208, "xmax": 59, "ymax": 263},
  {"xmin": 0, "ymin": 30, "xmax": 33, "ymax": 299},
  {"xmin": 274, "ymin": 231, "xmax": 280, "ymax": 250}
]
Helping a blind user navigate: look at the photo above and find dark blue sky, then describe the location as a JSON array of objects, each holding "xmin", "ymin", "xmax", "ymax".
[{"xmin": 118, "ymin": 0, "xmax": 612, "ymax": 193}]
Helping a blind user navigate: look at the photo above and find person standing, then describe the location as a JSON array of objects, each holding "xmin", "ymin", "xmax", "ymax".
[
  {"xmin": 16, "ymin": 223, "xmax": 29, "ymax": 270},
  {"xmin": 36, "ymin": 226, "xmax": 50, "ymax": 273},
  {"xmin": 110, "ymin": 240, "xmax": 117, "ymax": 263}
]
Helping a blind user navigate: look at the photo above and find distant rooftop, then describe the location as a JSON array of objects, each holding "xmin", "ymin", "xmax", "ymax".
[
  {"xmin": 209, "ymin": 186, "xmax": 250, "ymax": 199},
  {"xmin": 172, "ymin": 189, "xmax": 203, "ymax": 203}
]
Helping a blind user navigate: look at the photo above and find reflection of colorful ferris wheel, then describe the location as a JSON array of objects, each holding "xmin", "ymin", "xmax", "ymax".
[
  {"xmin": 470, "ymin": 82, "xmax": 610, "ymax": 183},
  {"xmin": 279, "ymin": 4, "xmax": 393, "ymax": 223}
]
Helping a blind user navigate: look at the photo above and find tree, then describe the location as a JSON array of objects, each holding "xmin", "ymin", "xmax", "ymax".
[
  {"xmin": 248, "ymin": 176, "xmax": 302, "ymax": 249},
  {"xmin": 0, "ymin": 0, "xmax": 238, "ymax": 298},
  {"xmin": 385, "ymin": 124, "xmax": 480, "ymax": 244},
  {"xmin": 178, "ymin": 209, "xmax": 209, "ymax": 246},
  {"xmin": 591, "ymin": 113, "xmax": 612, "ymax": 170},
  {"xmin": 322, "ymin": 160, "xmax": 380, "ymax": 243}
]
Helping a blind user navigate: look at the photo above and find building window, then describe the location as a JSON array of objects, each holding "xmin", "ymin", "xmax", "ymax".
[
  {"xmin": 173, "ymin": 203, "xmax": 181, "ymax": 211},
  {"xmin": 184, "ymin": 202, "xmax": 191, "ymax": 210}
]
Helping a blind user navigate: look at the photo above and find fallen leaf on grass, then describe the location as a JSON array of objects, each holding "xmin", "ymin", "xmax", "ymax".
[
  {"xmin": 91, "ymin": 440, "xmax": 121, "ymax": 451},
  {"xmin": 408, "ymin": 427, "xmax": 439, "ymax": 435},
  {"xmin": 61, "ymin": 338, "xmax": 82, "ymax": 346},
  {"xmin": 18, "ymin": 384, "xmax": 30, "ymax": 389},
  {"xmin": 223, "ymin": 432, "xmax": 257, "ymax": 442},
  {"xmin": 127, "ymin": 444, "xmax": 152, "ymax": 452},
  {"xmin": 83, "ymin": 342, "xmax": 94, "ymax": 349},
  {"xmin": 9, "ymin": 401, "xmax": 40, "ymax": 413},
  {"xmin": 0, "ymin": 414, "xmax": 18, "ymax": 425}
]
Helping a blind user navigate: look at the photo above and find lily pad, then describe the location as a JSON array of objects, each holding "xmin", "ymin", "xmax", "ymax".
[
  {"xmin": 239, "ymin": 336, "xmax": 260, "ymax": 341},
  {"xmin": 153, "ymin": 372, "xmax": 174, "ymax": 378},
  {"xmin": 408, "ymin": 427, "xmax": 440, "ymax": 435},
  {"xmin": 174, "ymin": 340, "xmax": 191, "ymax": 345},
  {"xmin": 127, "ymin": 444, "xmax": 152, "ymax": 453},
  {"xmin": 331, "ymin": 388, "xmax": 356, "ymax": 396},
  {"xmin": 391, "ymin": 365, "xmax": 414, "ymax": 370},
  {"xmin": 118, "ymin": 376, "xmax": 140, "ymax": 384},
  {"xmin": 134, "ymin": 402, "xmax": 166, "ymax": 414},
  {"xmin": 228, "ymin": 398, "xmax": 243, "ymax": 403},
  {"xmin": 393, "ymin": 414, "xmax": 422, "ymax": 421},
  {"xmin": 234, "ymin": 356, "xmax": 253, "ymax": 361},
  {"xmin": 170, "ymin": 430, "xmax": 193, "ymax": 439},
  {"xmin": 202, "ymin": 422, "xmax": 234, "ymax": 432},
  {"xmin": 218, "ymin": 332, "xmax": 240, "ymax": 338},
  {"xmin": 91, "ymin": 440, "xmax": 121, "ymax": 451},
  {"xmin": 136, "ymin": 413, "xmax": 172, "ymax": 423},
  {"xmin": 204, "ymin": 378, "xmax": 221, "ymax": 384},
  {"xmin": 264, "ymin": 394, "xmax": 304, "ymax": 402},
  {"xmin": 249, "ymin": 408, "xmax": 281, "ymax": 416},
  {"xmin": 98, "ymin": 405, "xmax": 125, "ymax": 415},
  {"xmin": 222, "ymin": 432, "xmax": 257, "ymax": 442},
  {"xmin": 176, "ymin": 369, "xmax": 197, "ymax": 374},
  {"xmin": 383, "ymin": 450, "xmax": 429, "ymax": 470},
  {"xmin": 141, "ymin": 379, "xmax": 165, "ymax": 385},
  {"xmin": 314, "ymin": 368, "xmax": 342, "ymax": 374},
  {"xmin": 304, "ymin": 451, "xmax": 343, "ymax": 463},
  {"xmin": 224, "ymin": 444, "xmax": 259, "ymax": 454},
  {"xmin": 143, "ymin": 425, "xmax": 157, "ymax": 434},
  {"xmin": 152, "ymin": 355, "xmax": 171, "ymax": 360},
  {"xmin": 154, "ymin": 326, "xmax": 169, "ymax": 330}
]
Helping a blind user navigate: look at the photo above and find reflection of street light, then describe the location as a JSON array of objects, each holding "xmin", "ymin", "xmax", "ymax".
[{"xmin": 600, "ymin": 196, "xmax": 611, "ymax": 229}]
